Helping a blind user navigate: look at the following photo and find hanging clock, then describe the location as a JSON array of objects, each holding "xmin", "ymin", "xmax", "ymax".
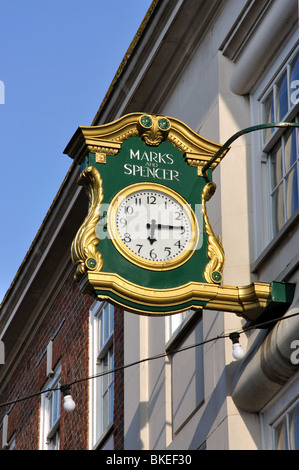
[
  {"xmin": 107, "ymin": 182, "xmax": 199, "ymax": 270},
  {"xmin": 64, "ymin": 113, "xmax": 295, "ymax": 322}
]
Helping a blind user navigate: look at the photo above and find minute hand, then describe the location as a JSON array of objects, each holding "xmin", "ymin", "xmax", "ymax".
[{"xmin": 157, "ymin": 224, "xmax": 185, "ymax": 231}]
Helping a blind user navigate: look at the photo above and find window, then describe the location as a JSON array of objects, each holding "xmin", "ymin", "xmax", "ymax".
[
  {"xmin": 1, "ymin": 414, "xmax": 15, "ymax": 450},
  {"xmin": 89, "ymin": 302, "xmax": 114, "ymax": 448},
  {"xmin": 273, "ymin": 400, "xmax": 299, "ymax": 450},
  {"xmin": 170, "ymin": 317, "xmax": 204, "ymax": 433},
  {"xmin": 40, "ymin": 364, "xmax": 61, "ymax": 450},
  {"xmin": 261, "ymin": 51, "xmax": 299, "ymax": 238},
  {"xmin": 165, "ymin": 310, "xmax": 190, "ymax": 342},
  {"xmin": 260, "ymin": 372, "xmax": 299, "ymax": 449}
]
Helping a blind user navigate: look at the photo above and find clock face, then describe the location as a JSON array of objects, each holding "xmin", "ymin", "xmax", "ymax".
[{"xmin": 107, "ymin": 183, "xmax": 199, "ymax": 270}]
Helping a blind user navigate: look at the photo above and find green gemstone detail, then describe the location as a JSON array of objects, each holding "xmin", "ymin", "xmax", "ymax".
[
  {"xmin": 158, "ymin": 118, "xmax": 170, "ymax": 130},
  {"xmin": 212, "ymin": 271, "xmax": 222, "ymax": 283},
  {"xmin": 86, "ymin": 258, "xmax": 97, "ymax": 269},
  {"xmin": 140, "ymin": 116, "xmax": 152, "ymax": 128}
]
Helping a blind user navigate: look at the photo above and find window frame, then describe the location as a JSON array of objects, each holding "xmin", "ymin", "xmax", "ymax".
[
  {"xmin": 250, "ymin": 36, "xmax": 299, "ymax": 258},
  {"xmin": 260, "ymin": 372, "xmax": 299, "ymax": 450},
  {"xmin": 39, "ymin": 363, "xmax": 61, "ymax": 450},
  {"xmin": 89, "ymin": 301, "xmax": 114, "ymax": 449},
  {"xmin": 260, "ymin": 49, "xmax": 299, "ymax": 240}
]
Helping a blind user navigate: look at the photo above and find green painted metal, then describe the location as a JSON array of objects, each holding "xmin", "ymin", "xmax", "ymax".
[
  {"xmin": 202, "ymin": 122, "xmax": 299, "ymax": 173},
  {"xmin": 81, "ymin": 136, "xmax": 212, "ymax": 291}
]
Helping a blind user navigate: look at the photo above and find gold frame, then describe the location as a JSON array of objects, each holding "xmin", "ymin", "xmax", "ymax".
[
  {"xmin": 64, "ymin": 112, "xmax": 228, "ymax": 172},
  {"xmin": 71, "ymin": 166, "xmax": 104, "ymax": 281},
  {"xmin": 107, "ymin": 182, "xmax": 199, "ymax": 271},
  {"xmin": 80, "ymin": 271, "xmax": 272, "ymax": 322},
  {"xmin": 202, "ymin": 182, "xmax": 225, "ymax": 283}
]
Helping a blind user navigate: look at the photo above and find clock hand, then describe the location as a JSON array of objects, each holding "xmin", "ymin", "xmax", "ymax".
[
  {"xmin": 156, "ymin": 224, "xmax": 184, "ymax": 231},
  {"xmin": 146, "ymin": 219, "xmax": 157, "ymax": 245}
]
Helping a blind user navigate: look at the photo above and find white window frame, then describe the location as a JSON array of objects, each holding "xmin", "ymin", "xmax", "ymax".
[
  {"xmin": 251, "ymin": 36, "xmax": 299, "ymax": 257},
  {"xmin": 165, "ymin": 310, "xmax": 192, "ymax": 344},
  {"xmin": 89, "ymin": 301, "xmax": 114, "ymax": 449},
  {"xmin": 39, "ymin": 363, "xmax": 61, "ymax": 450},
  {"xmin": 261, "ymin": 52, "xmax": 299, "ymax": 238},
  {"xmin": 260, "ymin": 371, "xmax": 299, "ymax": 450}
]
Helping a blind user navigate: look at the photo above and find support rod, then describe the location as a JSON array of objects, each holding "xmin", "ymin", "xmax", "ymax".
[{"xmin": 202, "ymin": 122, "xmax": 299, "ymax": 174}]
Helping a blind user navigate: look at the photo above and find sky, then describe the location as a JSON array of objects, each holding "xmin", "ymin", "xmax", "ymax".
[{"xmin": 0, "ymin": 0, "xmax": 153, "ymax": 303}]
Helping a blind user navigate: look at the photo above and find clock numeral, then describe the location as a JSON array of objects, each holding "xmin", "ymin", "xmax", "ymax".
[
  {"xmin": 175, "ymin": 211, "xmax": 182, "ymax": 220},
  {"xmin": 136, "ymin": 244, "xmax": 143, "ymax": 254},
  {"xmin": 123, "ymin": 233, "xmax": 132, "ymax": 243},
  {"xmin": 174, "ymin": 240, "xmax": 181, "ymax": 249},
  {"xmin": 119, "ymin": 217, "xmax": 127, "ymax": 227},
  {"xmin": 124, "ymin": 205, "xmax": 134, "ymax": 215},
  {"xmin": 164, "ymin": 247, "xmax": 171, "ymax": 257},
  {"xmin": 147, "ymin": 195, "xmax": 157, "ymax": 205},
  {"xmin": 150, "ymin": 249, "xmax": 157, "ymax": 260},
  {"xmin": 135, "ymin": 197, "xmax": 142, "ymax": 206}
]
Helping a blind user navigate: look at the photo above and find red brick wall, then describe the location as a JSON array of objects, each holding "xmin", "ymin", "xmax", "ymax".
[
  {"xmin": 0, "ymin": 269, "xmax": 94, "ymax": 450},
  {"xmin": 113, "ymin": 306, "xmax": 124, "ymax": 450}
]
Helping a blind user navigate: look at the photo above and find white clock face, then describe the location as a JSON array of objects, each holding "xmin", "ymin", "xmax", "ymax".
[{"xmin": 108, "ymin": 184, "xmax": 198, "ymax": 270}]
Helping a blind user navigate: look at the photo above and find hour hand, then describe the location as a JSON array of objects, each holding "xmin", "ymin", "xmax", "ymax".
[{"xmin": 146, "ymin": 219, "xmax": 157, "ymax": 245}]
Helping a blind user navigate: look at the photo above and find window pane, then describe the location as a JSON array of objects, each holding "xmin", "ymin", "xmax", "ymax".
[
  {"xmin": 263, "ymin": 93, "xmax": 275, "ymax": 141},
  {"xmin": 276, "ymin": 73, "xmax": 288, "ymax": 121},
  {"xmin": 98, "ymin": 303, "xmax": 114, "ymax": 350},
  {"xmin": 284, "ymin": 129, "xmax": 297, "ymax": 173},
  {"xmin": 289, "ymin": 404, "xmax": 299, "ymax": 449},
  {"xmin": 274, "ymin": 418, "xmax": 288, "ymax": 449},
  {"xmin": 100, "ymin": 348, "xmax": 114, "ymax": 432},
  {"xmin": 103, "ymin": 390, "xmax": 109, "ymax": 430},
  {"xmin": 49, "ymin": 388, "xmax": 61, "ymax": 429},
  {"xmin": 271, "ymin": 144, "xmax": 282, "ymax": 189},
  {"xmin": 110, "ymin": 308, "xmax": 114, "ymax": 334},
  {"xmin": 272, "ymin": 183, "xmax": 285, "ymax": 234},
  {"xmin": 286, "ymin": 165, "xmax": 299, "ymax": 219},
  {"xmin": 291, "ymin": 56, "xmax": 299, "ymax": 107},
  {"xmin": 102, "ymin": 354, "xmax": 109, "ymax": 390},
  {"xmin": 291, "ymin": 55, "xmax": 299, "ymax": 82},
  {"xmin": 110, "ymin": 381, "xmax": 114, "ymax": 423},
  {"xmin": 168, "ymin": 311, "xmax": 188, "ymax": 338},
  {"xmin": 49, "ymin": 431, "xmax": 60, "ymax": 450}
]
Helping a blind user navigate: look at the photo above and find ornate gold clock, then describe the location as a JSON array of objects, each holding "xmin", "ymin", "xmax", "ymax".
[{"xmin": 64, "ymin": 113, "xmax": 295, "ymax": 322}]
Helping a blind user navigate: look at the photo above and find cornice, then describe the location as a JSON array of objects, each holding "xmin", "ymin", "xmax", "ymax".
[
  {"xmin": 64, "ymin": 112, "xmax": 227, "ymax": 173},
  {"xmin": 229, "ymin": 0, "xmax": 298, "ymax": 95}
]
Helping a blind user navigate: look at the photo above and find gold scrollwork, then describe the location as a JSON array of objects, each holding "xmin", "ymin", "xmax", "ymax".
[
  {"xmin": 87, "ymin": 145, "xmax": 119, "ymax": 164},
  {"xmin": 71, "ymin": 166, "xmax": 104, "ymax": 281},
  {"xmin": 137, "ymin": 114, "xmax": 171, "ymax": 146},
  {"xmin": 202, "ymin": 182, "xmax": 225, "ymax": 284}
]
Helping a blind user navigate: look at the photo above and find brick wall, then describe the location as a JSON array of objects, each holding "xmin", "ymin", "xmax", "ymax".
[
  {"xmin": 113, "ymin": 306, "xmax": 124, "ymax": 450},
  {"xmin": 0, "ymin": 269, "xmax": 94, "ymax": 450}
]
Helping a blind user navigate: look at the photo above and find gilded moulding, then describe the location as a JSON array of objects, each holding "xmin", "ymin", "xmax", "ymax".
[
  {"xmin": 80, "ymin": 271, "xmax": 273, "ymax": 321},
  {"xmin": 137, "ymin": 114, "xmax": 171, "ymax": 146},
  {"xmin": 64, "ymin": 112, "xmax": 227, "ymax": 170},
  {"xmin": 87, "ymin": 145, "xmax": 119, "ymax": 164},
  {"xmin": 71, "ymin": 166, "xmax": 104, "ymax": 281},
  {"xmin": 202, "ymin": 182, "xmax": 225, "ymax": 284}
]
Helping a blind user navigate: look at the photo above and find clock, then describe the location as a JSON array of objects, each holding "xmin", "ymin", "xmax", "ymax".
[{"xmin": 107, "ymin": 183, "xmax": 199, "ymax": 270}]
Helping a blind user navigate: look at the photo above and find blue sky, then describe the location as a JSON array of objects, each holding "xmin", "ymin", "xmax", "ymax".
[{"xmin": 0, "ymin": 0, "xmax": 153, "ymax": 302}]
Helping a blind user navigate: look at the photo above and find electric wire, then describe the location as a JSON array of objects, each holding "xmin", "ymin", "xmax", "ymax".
[{"xmin": 1, "ymin": 310, "xmax": 299, "ymax": 410}]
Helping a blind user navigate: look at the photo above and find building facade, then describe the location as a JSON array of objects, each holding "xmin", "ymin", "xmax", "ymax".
[{"xmin": 1, "ymin": 0, "xmax": 299, "ymax": 450}]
